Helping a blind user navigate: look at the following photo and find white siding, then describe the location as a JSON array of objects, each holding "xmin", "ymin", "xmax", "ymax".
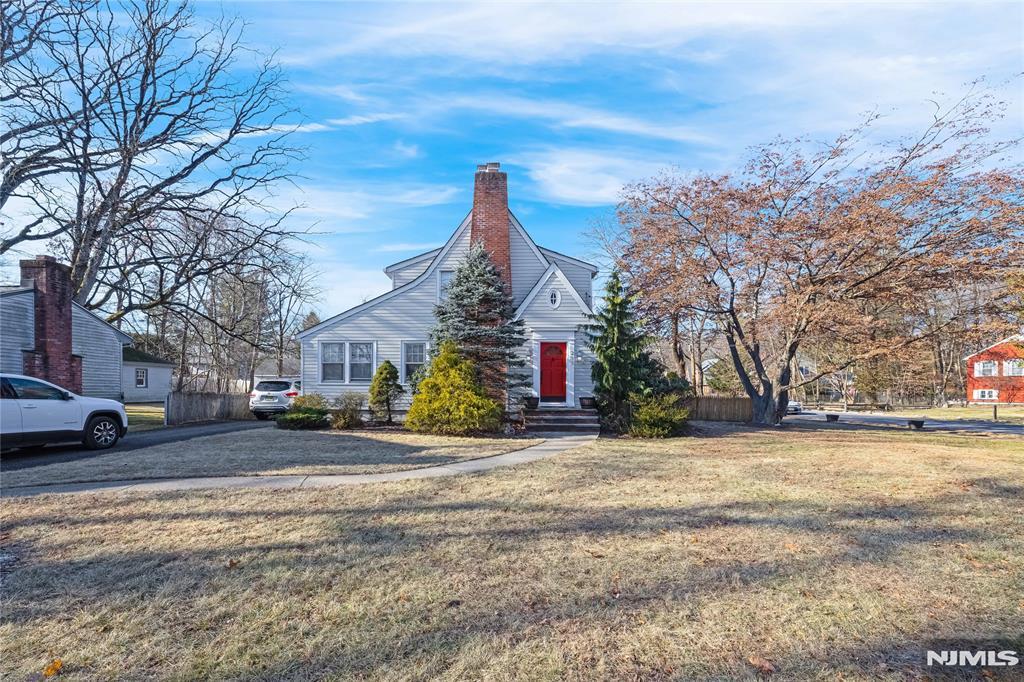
[
  {"xmin": 122, "ymin": 363, "xmax": 173, "ymax": 402},
  {"xmin": 389, "ymin": 250, "xmax": 439, "ymax": 288},
  {"xmin": 0, "ymin": 291, "xmax": 34, "ymax": 374},
  {"xmin": 510, "ymin": 226, "xmax": 548, "ymax": 306},
  {"xmin": 518, "ymin": 273, "xmax": 596, "ymax": 403},
  {"xmin": 540, "ymin": 250, "xmax": 594, "ymax": 308},
  {"xmin": 72, "ymin": 305, "xmax": 125, "ymax": 400}
]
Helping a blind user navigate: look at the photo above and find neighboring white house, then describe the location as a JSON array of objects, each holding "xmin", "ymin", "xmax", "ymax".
[
  {"xmin": 1, "ymin": 256, "xmax": 132, "ymax": 400},
  {"xmin": 298, "ymin": 162, "xmax": 598, "ymax": 411},
  {"xmin": 121, "ymin": 347, "xmax": 175, "ymax": 403}
]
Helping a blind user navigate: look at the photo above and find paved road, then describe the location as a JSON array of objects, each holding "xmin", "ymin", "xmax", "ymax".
[
  {"xmin": 4, "ymin": 433, "xmax": 597, "ymax": 497},
  {"xmin": 1, "ymin": 420, "xmax": 272, "ymax": 472},
  {"xmin": 788, "ymin": 410, "xmax": 1024, "ymax": 436}
]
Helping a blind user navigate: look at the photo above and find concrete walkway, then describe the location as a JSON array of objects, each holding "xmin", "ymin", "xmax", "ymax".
[{"xmin": 4, "ymin": 433, "xmax": 597, "ymax": 498}]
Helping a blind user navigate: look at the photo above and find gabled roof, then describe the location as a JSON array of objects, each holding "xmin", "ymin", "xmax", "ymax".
[
  {"xmin": 298, "ymin": 211, "xmax": 473, "ymax": 340},
  {"xmin": 537, "ymin": 247, "xmax": 598, "ymax": 275},
  {"xmin": 963, "ymin": 334, "xmax": 1024, "ymax": 360},
  {"xmin": 513, "ymin": 264, "xmax": 593, "ymax": 321},
  {"xmin": 383, "ymin": 247, "xmax": 441, "ymax": 275},
  {"xmin": 123, "ymin": 347, "xmax": 175, "ymax": 365}
]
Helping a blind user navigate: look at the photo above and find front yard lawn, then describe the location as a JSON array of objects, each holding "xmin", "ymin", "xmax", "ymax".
[
  {"xmin": 2, "ymin": 425, "xmax": 1021, "ymax": 679},
  {"xmin": 2, "ymin": 430, "xmax": 543, "ymax": 488}
]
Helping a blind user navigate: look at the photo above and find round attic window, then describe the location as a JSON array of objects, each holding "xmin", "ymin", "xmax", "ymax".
[{"xmin": 549, "ymin": 290, "xmax": 561, "ymax": 308}]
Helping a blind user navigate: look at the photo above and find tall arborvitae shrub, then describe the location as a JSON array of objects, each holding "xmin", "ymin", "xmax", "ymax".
[
  {"xmin": 406, "ymin": 341, "xmax": 502, "ymax": 435},
  {"xmin": 368, "ymin": 360, "xmax": 404, "ymax": 424},
  {"xmin": 586, "ymin": 270, "xmax": 655, "ymax": 429},
  {"xmin": 429, "ymin": 243, "xmax": 528, "ymax": 406}
]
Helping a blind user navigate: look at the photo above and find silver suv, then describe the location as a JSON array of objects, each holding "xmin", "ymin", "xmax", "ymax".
[{"xmin": 249, "ymin": 379, "xmax": 301, "ymax": 419}]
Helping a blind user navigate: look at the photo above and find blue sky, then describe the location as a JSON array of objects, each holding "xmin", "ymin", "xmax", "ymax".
[
  {"xmin": 212, "ymin": 0, "xmax": 1020, "ymax": 315},
  {"xmin": 9, "ymin": 2, "xmax": 1020, "ymax": 315}
]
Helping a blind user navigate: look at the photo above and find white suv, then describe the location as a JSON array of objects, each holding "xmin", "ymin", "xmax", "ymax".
[
  {"xmin": 1, "ymin": 374, "xmax": 129, "ymax": 450},
  {"xmin": 249, "ymin": 379, "xmax": 301, "ymax": 419}
]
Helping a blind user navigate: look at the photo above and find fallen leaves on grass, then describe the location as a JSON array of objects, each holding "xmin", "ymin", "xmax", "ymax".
[
  {"xmin": 42, "ymin": 658, "xmax": 63, "ymax": 677},
  {"xmin": 747, "ymin": 655, "xmax": 776, "ymax": 677}
]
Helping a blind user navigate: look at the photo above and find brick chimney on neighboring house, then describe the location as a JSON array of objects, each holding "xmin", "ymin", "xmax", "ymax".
[
  {"xmin": 471, "ymin": 162, "xmax": 512, "ymax": 289},
  {"xmin": 20, "ymin": 255, "xmax": 82, "ymax": 392}
]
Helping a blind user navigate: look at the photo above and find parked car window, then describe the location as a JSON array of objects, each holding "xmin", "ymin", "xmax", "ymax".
[
  {"xmin": 321, "ymin": 343, "xmax": 345, "ymax": 382},
  {"xmin": 8, "ymin": 377, "xmax": 66, "ymax": 400},
  {"xmin": 349, "ymin": 343, "xmax": 373, "ymax": 381},
  {"xmin": 135, "ymin": 368, "xmax": 148, "ymax": 388},
  {"xmin": 403, "ymin": 342, "xmax": 426, "ymax": 382},
  {"xmin": 293, "ymin": 381, "xmax": 302, "ymax": 390},
  {"xmin": 1, "ymin": 378, "xmax": 17, "ymax": 399},
  {"xmin": 255, "ymin": 381, "xmax": 291, "ymax": 391}
]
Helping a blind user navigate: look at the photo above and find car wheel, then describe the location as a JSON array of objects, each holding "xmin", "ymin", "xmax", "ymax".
[
  {"xmin": 255, "ymin": 412, "xmax": 270, "ymax": 420},
  {"xmin": 84, "ymin": 415, "xmax": 121, "ymax": 450}
]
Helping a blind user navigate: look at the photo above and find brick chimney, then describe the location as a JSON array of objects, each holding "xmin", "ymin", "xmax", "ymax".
[
  {"xmin": 471, "ymin": 162, "xmax": 512, "ymax": 288},
  {"xmin": 20, "ymin": 255, "xmax": 82, "ymax": 392}
]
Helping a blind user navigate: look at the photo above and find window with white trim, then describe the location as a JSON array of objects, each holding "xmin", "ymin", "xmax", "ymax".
[
  {"xmin": 438, "ymin": 270, "xmax": 454, "ymax": 301},
  {"xmin": 348, "ymin": 342, "xmax": 374, "ymax": 381},
  {"xmin": 974, "ymin": 360, "xmax": 997, "ymax": 377},
  {"xmin": 973, "ymin": 389, "xmax": 998, "ymax": 400},
  {"xmin": 135, "ymin": 368, "xmax": 148, "ymax": 388},
  {"xmin": 548, "ymin": 289, "xmax": 561, "ymax": 308},
  {"xmin": 321, "ymin": 342, "xmax": 346, "ymax": 381},
  {"xmin": 403, "ymin": 342, "xmax": 426, "ymax": 382},
  {"xmin": 1004, "ymin": 359, "xmax": 1024, "ymax": 377}
]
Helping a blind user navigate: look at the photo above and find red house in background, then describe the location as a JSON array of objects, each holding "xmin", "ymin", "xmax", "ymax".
[{"xmin": 965, "ymin": 334, "xmax": 1024, "ymax": 404}]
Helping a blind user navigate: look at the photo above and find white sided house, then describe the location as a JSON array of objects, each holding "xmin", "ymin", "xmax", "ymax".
[{"xmin": 298, "ymin": 163, "xmax": 598, "ymax": 412}]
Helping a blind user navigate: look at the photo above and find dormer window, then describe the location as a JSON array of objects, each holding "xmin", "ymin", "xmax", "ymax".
[{"xmin": 549, "ymin": 290, "xmax": 561, "ymax": 308}]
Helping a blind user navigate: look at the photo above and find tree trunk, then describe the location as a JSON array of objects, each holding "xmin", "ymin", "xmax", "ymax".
[{"xmin": 751, "ymin": 393, "xmax": 781, "ymax": 425}]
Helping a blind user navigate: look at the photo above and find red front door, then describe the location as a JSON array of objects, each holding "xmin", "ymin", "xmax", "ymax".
[{"xmin": 540, "ymin": 342, "xmax": 567, "ymax": 401}]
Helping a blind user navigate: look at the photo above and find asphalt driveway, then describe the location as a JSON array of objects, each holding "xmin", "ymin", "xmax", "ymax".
[
  {"xmin": 787, "ymin": 410, "xmax": 1024, "ymax": 436},
  {"xmin": 1, "ymin": 420, "xmax": 272, "ymax": 472}
]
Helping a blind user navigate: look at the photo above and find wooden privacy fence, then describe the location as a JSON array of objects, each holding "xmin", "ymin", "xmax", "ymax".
[
  {"xmin": 165, "ymin": 392, "xmax": 254, "ymax": 426},
  {"xmin": 683, "ymin": 396, "xmax": 753, "ymax": 422}
]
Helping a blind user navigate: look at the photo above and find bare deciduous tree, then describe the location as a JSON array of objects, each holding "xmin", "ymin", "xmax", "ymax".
[{"xmin": 610, "ymin": 85, "xmax": 1023, "ymax": 424}]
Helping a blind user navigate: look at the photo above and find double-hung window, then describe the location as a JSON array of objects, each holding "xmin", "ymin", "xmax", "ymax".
[
  {"xmin": 321, "ymin": 342, "xmax": 346, "ymax": 381},
  {"xmin": 1004, "ymin": 359, "xmax": 1024, "ymax": 377},
  {"xmin": 403, "ymin": 342, "xmax": 426, "ymax": 382},
  {"xmin": 974, "ymin": 360, "xmax": 997, "ymax": 377},
  {"xmin": 348, "ymin": 343, "xmax": 374, "ymax": 381},
  {"xmin": 135, "ymin": 368, "xmax": 148, "ymax": 388}
]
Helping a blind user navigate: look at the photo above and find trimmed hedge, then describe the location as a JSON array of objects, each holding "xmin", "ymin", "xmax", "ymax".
[{"xmin": 276, "ymin": 409, "xmax": 328, "ymax": 430}]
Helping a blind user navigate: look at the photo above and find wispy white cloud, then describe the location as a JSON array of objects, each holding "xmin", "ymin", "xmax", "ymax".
[
  {"xmin": 326, "ymin": 113, "xmax": 405, "ymax": 126},
  {"xmin": 371, "ymin": 241, "xmax": 438, "ymax": 253},
  {"xmin": 508, "ymin": 148, "xmax": 675, "ymax": 207},
  {"xmin": 392, "ymin": 140, "xmax": 421, "ymax": 159}
]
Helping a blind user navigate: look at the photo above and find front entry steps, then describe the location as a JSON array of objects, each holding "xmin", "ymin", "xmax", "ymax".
[{"xmin": 524, "ymin": 407, "xmax": 600, "ymax": 434}]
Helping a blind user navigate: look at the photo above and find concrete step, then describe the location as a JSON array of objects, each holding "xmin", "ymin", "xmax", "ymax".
[
  {"xmin": 524, "ymin": 409, "xmax": 598, "ymax": 417},
  {"xmin": 525, "ymin": 415, "xmax": 600, "ymax": 424},
  {"xmin": 527, "ymin": 423, "xmax": 601, "ymax": 434}
]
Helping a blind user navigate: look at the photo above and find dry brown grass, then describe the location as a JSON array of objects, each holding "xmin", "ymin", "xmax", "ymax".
[
  {"xmin": 2, "ymin": 429, "xmax": 543, "ymax": 488},
  {"xmin": 2, "ymin": 424, "xmax": 1022, "ymax": 680}
]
